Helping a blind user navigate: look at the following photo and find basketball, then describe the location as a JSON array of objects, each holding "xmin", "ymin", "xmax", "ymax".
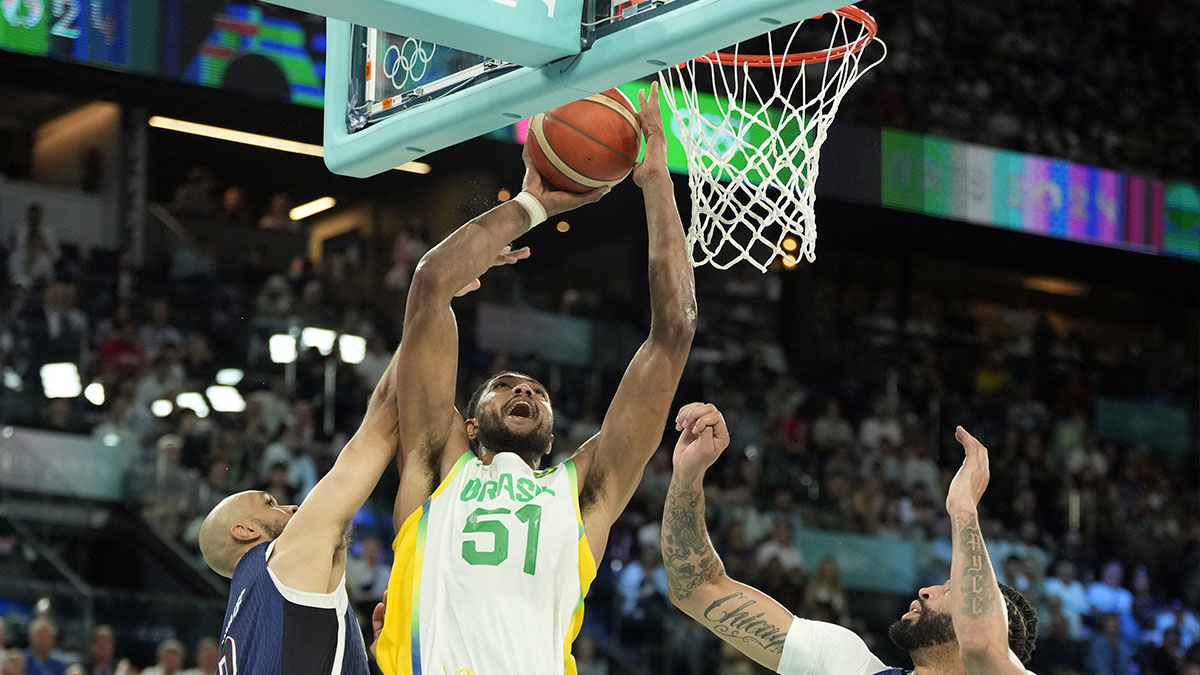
[{"xmin": 525, "ymin": 88, "xmax": 642, "ymax": 193}]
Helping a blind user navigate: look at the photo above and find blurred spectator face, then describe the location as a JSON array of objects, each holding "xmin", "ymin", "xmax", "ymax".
[
  {"xmin": 195, "ymin": 639, "xmax": 219, "ymax": 672},
  {"xmin": 1132, "ymin": 567, "xmax": 1150, "ymax": 594},
  {"xmin": 222, "ymin": 187, "xmax": 245, "ymax": 212},
  {"xmin": 1102, "ymin": 560, "xmax": 1123, "ymax": 587},
  {"xmin": 0, "ymin": 652, "xmax": 23, "ymax": 675},
  {"xmin": 824, "ymin": 400, "xmax": 841, "ymax": 418},
  {"xmin": 1164, "ymin": 628, "xmax": 1181, "ymax": 650},
  {"xmin": 157, "ymin": 641, "xmax": 184, "ymax": 672},
  {"xmin": 1101, "ymin": 614, "xmax": 1121, "ymax": 641},
  {"xmin": 158, "ymin": 435, "xmax": 183, "ymax": 465},
  {"xmin": 90, "ymin": 626, "xmax": 115, "ymax": 663},
  {"xmin": 268, "ymin": 192, "xmax": 291, "ymax": 216},
  {"xmin": 29, "ymin": 618, "xmax": 56, "ymax": 655},
  {"xmin": 151, "ymin": 300, "xmax": 171, "ymax": 327},
  {"xmin": 575, "ymin": 632, "xmax": 597, "ymax": 661},
  {"xmin": 208, "ymin": 458, "xmax": 229, "ymax": 486},
  {"xmin": 771, "ymin": 520, "xmax": 791, "ymax": 545},
  {"xmin": 1055, "ymin": 559, "xmax": 1077, "ymax": 582},
  {"xmin": 818, "ymin": 557, "xmax": 839, "ymax": 584},
  {"xmin": 268, "ymin": 463, "xmax": 288, "ymax": 488},
  {"xmin": 360, "ymin": 536, "xmax": 382, "ymax": 564}
]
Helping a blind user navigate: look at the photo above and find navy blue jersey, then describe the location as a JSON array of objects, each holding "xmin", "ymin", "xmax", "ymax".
[
  {"xmin": 217, "ymin": 542, "xmax": 369, "ymax": 675},
  {"xmin": 873, "ymin": 669, "xmax": 909, "ymax": 675}
]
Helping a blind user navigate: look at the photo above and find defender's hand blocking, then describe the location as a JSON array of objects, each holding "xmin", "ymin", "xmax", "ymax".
[
  {"xmin": 454, "ymin": 245, "xmax": 531, "ymax": 297},
  {"xmin": 633, "ymin": 81, "xmax": 669, "ymax": 188},
  {"xmin": 672, "ymin": 402, "xmax": 729, "ymax": 482},
  {"xmin": 947, "ymin": 425, "xmax": 990, "ymax": 511},
  {"xmin": 521, "ymin": 143, "xmax": 610, "ymax": 219}
]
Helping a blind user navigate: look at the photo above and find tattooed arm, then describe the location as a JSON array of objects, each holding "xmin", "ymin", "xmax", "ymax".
[
  {"xmin": 662, "ymin": 404, "xmax": 799, "ymax": 670},
  {"xmin": 947, "ymin": 427, "xmax": 1027, "ymax": 675}
]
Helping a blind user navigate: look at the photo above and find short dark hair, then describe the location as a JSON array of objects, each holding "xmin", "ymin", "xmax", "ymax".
[{"xmin": 998, "ymin": 582, "xmax": 1038, "ymax": 664}]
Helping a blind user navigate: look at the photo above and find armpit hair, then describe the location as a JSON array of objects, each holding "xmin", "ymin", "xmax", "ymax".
[{"xmin": 579, "ymin": 465, "xmax": 606, "ymax": 516}]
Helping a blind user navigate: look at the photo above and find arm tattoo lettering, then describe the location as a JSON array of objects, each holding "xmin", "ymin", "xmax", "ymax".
[
  {"xmin": 953, "ymin": 509, "xmax": 996, "ymax": 618},
  {"xmin": 662, "ymin": 478, "xmax": 724, "ymax": 601},
  {"xmin": 702, "ymin": 592, "xmax": 789, "ymax": 655}
]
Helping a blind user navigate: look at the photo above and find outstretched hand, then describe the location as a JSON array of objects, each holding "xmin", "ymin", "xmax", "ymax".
[
  {"xmin": 632, "ymin": 81, "xmax": 668, "ymax": 188},
  {"xmin": 947, "ymin": 426, "xmax": 990, "ymax": 511},
  {"xmin": 521, "ymin": 143, "xmax": 610, "ymax": 219},
  {"xmin": 454, "ymin": 245, "xmax": 531, "ymax": 297},
  {"xmin": 672, "ymin": 402, "xmax": 729, "ymax": 483}
]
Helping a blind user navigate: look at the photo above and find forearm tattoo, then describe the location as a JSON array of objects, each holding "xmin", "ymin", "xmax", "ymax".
[
  {"xmin": 953, "ymin": 508, "xmax": 997, "ymax": 618},
  {"xmin": 662, "ymin": 477, "xmax": 724, "ymax": 601},
  {"xmin": 703, "ymin": 592, "xmax": 789, "ymax": 655}
]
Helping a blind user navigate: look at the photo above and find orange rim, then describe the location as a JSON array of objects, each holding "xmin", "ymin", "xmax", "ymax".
[{"xmin": 693, "ymin": 6, "xmax": 878, "ymax": 68}]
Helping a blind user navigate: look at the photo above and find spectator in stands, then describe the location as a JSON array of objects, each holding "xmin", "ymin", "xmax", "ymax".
[
  {"xmin": 1044, "ymin": 559, "xmax": 1089, "ymax": 639},
  {"xmin": 8, "ymin": 233, "xmax": 55, "ymax": 289},
  {"xmin": 215, "ymin": 187, "xmax": 251, "ymax": 228},
  {"xmin": 1090, "ymin": 560, "xmax": 1140, "ymax": 640},
  {"xmin": 27, "ymin": 280, "xmax": 88, "ymax": 368},
  {"xmin": 253, "ymin": 275, "xmax": 292, "ymax": 318},
  {"xmin": 180, "ymin": 638, "xmax": 216, "ymax": 675},
  {"xmin": 256, "ymin": 461, "xmax": 294, "ymax": 506},
  {"xmin": 171, "ymin": 167, "xmax": 215, "ymax": 217},
  {"xmin": 801, "ymin": 556, "xmax": 850, "ymax": 626},
  {"xmin": 138, "ymin": 300, "xmax": 183, "ymax": 360},
  {"xmin": 141, "ymin": 434, "xmax": 197, "ymax": 541},
  {"xmin": 79, "ymin": 625, "xmax": 116, "ymax": 675},
  {"xmin": 43, "ymin": 399, "xmax": 86, "ymax": 434},
  {"xmin": 1151, "ymin": 627, "xmax": 1187, "ymax": 675},
  {"xmin": 1156, "ymin": 601, "xmax": 1200, "ymax": 651},
  {"xmin": 24, "ymin": 616, "xmax": 67, "ymax": 675},
  {"xmin": 811, "ymin": 398, "xmax": 854, "ymax": 451},
  {"xmin": 258, "ymin": 192, "xmax": 299, "ymax": 232},
  {"xmin": 858, "ymin": 398, "xmax": 902, "ymax": 451},
  {"xmin": 346, "ymin": 535, "xmax": 390, "ymax": 608},
  {"xmin": 13, "ymin": 203, "xmax": 59, "ymax": 263},
  {"xmin": 141, "ymin": 639, "xmax": 184, "ymax": 675},
  {"xmin": 95, "ymin": 322, "xmax": 145, "ymax": 383},
  {"xmin": 1090, "ymin": 613, "xmax": 1136, "ymax": 675},
  {"xmin": 573, "ymin": 633, "xmax": 608, "ymax": 675},
  {"xmin": 134, "ymin": 350, "xmax": 186, "ymax": 411},
  {"xmin": 755, "ymin": 519, "xmax": 804, "ymax": 575},
  {"xmin": 617, "ymin": 546, "xmax": 669, "ymax": 631},
  {"xmin": 0, "ymin": 651, "xmax": 23, "ymax": 675}
]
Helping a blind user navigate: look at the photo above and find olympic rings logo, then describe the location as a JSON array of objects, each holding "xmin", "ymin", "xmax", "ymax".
[{"xmin": 383, "ymin": 37, "xmax": 437, "ymax": 90}]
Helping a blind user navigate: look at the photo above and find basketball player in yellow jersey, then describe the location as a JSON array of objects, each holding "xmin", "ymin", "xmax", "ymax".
[{"xmin": 376, "ymin": 82, "xmax": 696, "ymax": 675}]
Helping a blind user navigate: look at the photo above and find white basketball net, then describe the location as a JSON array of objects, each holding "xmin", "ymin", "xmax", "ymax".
[{"xmin": 658, "ymin": 9, "xmax": 886, "ymax": 271}]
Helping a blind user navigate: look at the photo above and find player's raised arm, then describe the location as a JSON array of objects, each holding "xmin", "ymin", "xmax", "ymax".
[
  {"xmin": 575, "ymin": 82, "xmax": 698, "ymax": 538},
  {"xmin": 946, "ymin": 427, "xmax": 1028, "ymax": 675},
  {"xmin": 662, "ymin": 403, "xmax": 792, "ymax": 669},
  {"xmin": 664, "ymin": 403, "xmax": 888, "ymax": 675},
  {"xmin": 392, "ymin": 165, "xmax": 608, "ymax": 526}
]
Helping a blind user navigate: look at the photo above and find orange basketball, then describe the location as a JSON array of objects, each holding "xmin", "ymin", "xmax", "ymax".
[{"xmin": 526, "ymin": 88, "xmax": 642, "ymax": 194}]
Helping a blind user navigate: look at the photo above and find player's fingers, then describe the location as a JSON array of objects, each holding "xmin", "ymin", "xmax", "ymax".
[
  {"xmin": 508, "ymin": 246, "xmax": 532, "ymax": 260},
  {"xmin": 691, "ymin": 411, "xmax": 724, "ymax": 434},
  {"xmin": 638, "ymin": 88, "xmax": 648, "ymax": 113},
  {"xmin": 676, "ymin": 402, "xmax": 705, "ymax": 429},
  {"xmin": 700, "ymin": 425, "xmax": 714, "ymax": 447},
  {"xmin": 682, "ymin": 402, "xmax": 715, "ymax": 428}
]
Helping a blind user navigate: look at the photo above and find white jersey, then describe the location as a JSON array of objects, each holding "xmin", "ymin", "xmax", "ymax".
[
  {"xmin": 378, "ymin": 452, "xmax": 596, "ymax": 675},
  {"xmin": 778, "ymin": 617, "xmax": 890, "ymax": 675}
]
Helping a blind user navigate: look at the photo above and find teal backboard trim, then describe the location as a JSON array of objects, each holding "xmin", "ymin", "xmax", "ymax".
[{"xmin": 263, "ymin": 0, "xmax": 848, "ymax": 177}]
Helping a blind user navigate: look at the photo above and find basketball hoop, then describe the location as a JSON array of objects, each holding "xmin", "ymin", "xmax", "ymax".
[{"xmin": 658, "ymin": 6, "xmax": 885, "ymax": 271}]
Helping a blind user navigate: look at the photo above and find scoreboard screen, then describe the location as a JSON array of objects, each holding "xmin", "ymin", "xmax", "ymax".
[{"xmin": 0, "ymin": 0, "xmax": 325, "ymax": 108}]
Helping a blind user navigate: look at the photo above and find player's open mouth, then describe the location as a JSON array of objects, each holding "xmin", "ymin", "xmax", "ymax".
[
  {"xmin": 506, "ymin": 400, "xmax": 534, "ymax": 419},
  {"xmin": 902, "ymin": 600, "xmax": 921, "ymax": 620}
]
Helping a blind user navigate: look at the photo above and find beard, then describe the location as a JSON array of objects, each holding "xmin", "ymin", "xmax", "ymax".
[
  {"xmin": 888, "ymin": 601, "xmax": 957, "ymax": 654},
  {"xmin": 253, "ymin": 516, "xmax": 285, "ymax": 541},
  {"xmin": 476, "ymin": 407, "xmax": 551, "ymax": 466}
]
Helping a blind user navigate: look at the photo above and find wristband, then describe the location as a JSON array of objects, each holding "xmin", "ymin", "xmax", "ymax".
[{"xmin": 512, "ymin": 191, "xmax": 547, "ymax": 226}]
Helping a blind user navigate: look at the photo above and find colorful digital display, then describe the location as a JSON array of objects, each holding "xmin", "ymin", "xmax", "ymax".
[
  {"xmin": 0, "ymin": 0, "xmax": 137, "ymax": 68},
  {"xmin": 882, "ymin": 129, "xmax": 1199, "ymax": 260},
  {"xmin": 178, "ymin": 2, "xmax": 324, "ymax": 108}
]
